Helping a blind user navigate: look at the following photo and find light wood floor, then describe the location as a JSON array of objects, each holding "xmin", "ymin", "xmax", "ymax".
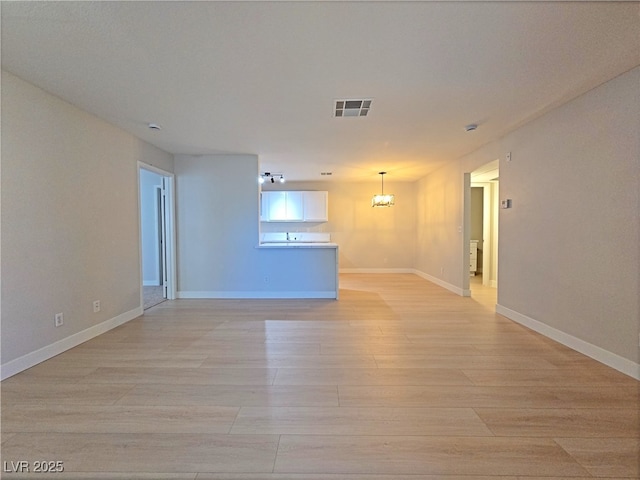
[{"xmin": 2, "ymin": 274, "xmax": 638, "ymax": 479}]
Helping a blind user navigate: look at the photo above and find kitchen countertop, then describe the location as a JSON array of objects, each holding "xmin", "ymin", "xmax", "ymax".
[{"xmin": 257, "ymin": 242, "xmax": 338, "ymax": 248}]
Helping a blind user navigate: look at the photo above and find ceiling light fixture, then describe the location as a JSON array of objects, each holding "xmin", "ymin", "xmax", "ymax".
[
  {"xmin": 464, "ymin": 124, "xmax": 478, "ymax": 132},
  {"xmin": 148, "ymin": 123, "xmax": 162, "ymax": 130},
  {"xmin": 371, "ymin": 172, "xmax": 394, "ymax": 207},
  {"xmin": 259, "ymin": 172, "xmax": 285, "ymax": 184}
]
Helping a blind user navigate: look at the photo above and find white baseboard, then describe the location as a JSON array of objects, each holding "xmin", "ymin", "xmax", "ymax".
[
  {"xmin": 412, "ymin": 269, "xmax": 470, "ymax": 297},
  {"xmin": 0, "ymin": 306, "xmax": 142, "ymax": 381},
  {"xmin": 178, "ymin": 291, "xmax": 337, "ymax": 299},
  {"xmin": 143, "ymin": 280, "xmax": 161, "ymax": 286},
  {"xmin": 496, "ymin": 304, "xmax": 640, "ymax": 380}
]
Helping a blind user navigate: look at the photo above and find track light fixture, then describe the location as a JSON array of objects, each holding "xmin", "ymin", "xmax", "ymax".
[{"xmin": 259, "ymin": 172, "xmax": 285, "ymax": 184}]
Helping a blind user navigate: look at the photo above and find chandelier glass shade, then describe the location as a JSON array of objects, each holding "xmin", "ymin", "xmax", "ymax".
[{"xmin": 371, "ymin": 172, "xmax": 394, "ymax": 207}]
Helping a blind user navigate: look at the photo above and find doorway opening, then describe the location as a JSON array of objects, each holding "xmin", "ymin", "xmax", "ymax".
[
  {"xmin": 138, "ymin": 163, "xmax": 176, "ymax": 310},
  {"xmin": 465, "ymin": 160, "xmax": 499, "ymax": 306}
]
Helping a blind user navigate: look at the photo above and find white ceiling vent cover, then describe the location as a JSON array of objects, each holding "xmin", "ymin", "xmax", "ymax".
[{"xmin": 335, "ymin": 99, "xmax": 372, "ymax": 117}]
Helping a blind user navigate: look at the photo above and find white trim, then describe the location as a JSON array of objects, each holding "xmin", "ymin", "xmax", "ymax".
[
  {"xmin": 412, "ymin": 269, "xmax": 470, "ymax": 297},
  {"xmin": 339, "ymin": 268, "xmax": 415, "ymax": 274},
  {"xmin": 137, "ymin": 162, "xmax": 173, "ymax": 177},
  {"xmin": 143, "ymin": 280, "xmax": 161, "ymax": 287},
  {"xmin": 496, "ymin": 304, "xmax": 640, "ymax": 380},
  {"xmin": 178, "ymin": 291, "xmax": 337, "ymax": 299},
  {"xmin": 162, "ymin": 176, "xmax": 177, "ymax": 300},
  {"xmin": 0, "ymin": 307, "xmax": 142, "ymax": 380}
]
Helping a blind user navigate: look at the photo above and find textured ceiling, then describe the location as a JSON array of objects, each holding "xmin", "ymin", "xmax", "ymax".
[{"xmin": 2, "ymin": 1, "xmax": 639, "ymax": 181}]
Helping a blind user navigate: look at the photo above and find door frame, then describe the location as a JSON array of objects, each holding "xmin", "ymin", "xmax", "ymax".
[
  {"xmin": 465, "ymin": 160, "xmax": 500, "ymax": 294},
  {"xmin": 138, "ymin": 162, "xmax": 177, "ymax": 302}
]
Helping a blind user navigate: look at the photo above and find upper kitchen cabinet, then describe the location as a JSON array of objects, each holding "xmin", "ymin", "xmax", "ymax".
[
  {"xmin": 301, "ymin": 191, "xmax": 328, "ymax": 222},
  {"xmin": 263, "ymin": 191, "xmax": 304, "ymax": 221},
  {"xmin": 261, "ymin": 191, "xmax": 328, "ymax": 222}
]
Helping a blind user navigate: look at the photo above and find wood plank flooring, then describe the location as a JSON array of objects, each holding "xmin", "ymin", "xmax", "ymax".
[{"xmin": 2, "ymin": 273, "xmax": 638, "ymax": 479}]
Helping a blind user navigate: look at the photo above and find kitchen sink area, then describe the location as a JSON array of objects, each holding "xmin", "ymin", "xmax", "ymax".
[{"xmin": 259, "ymin": 232, "xmax": 337, "ymax": 247}]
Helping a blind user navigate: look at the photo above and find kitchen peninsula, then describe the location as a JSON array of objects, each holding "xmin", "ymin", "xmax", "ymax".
[
  {"xmin": 256, "ymin": 231, "xmax": 339, "ymax": 299},
  {"xmin": 257, "ymin": 190, "xmax": 338, "ymax": 299}
]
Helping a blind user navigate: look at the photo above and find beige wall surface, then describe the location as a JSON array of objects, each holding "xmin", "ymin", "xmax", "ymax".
[
  {"xmin": 175, "ymin": 154, "xmax": 261, "ymax": 293},
  {"xmin": 261, "ymin": 181, "xmax": 417, "ymax": 270},
  {"xmin": 421, "ymin": 67, "xmax": 639, "ymax": 365},
  {"xmin": 175, "ymin": 156, "xmax": 338, "ymax": 296},
  {"xmin": 415, "ymin": 161, "xmax": 466, "ymax": 288},
  {"xmin": 470, "ymin": 187, "xmax": 484, "ymax": 243},
  {"xmin": 496, "ymin": 67, "xmax": 639, "ymax": 364},
  {"xmin": 1, "ymin": 71, "xmax": 174, "ymax": 366}
]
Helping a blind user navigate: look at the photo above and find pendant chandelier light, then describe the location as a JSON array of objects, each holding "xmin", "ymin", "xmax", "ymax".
[{"xmin": 371, "ymin": 171, "xmax": 395, "ymax": 207}]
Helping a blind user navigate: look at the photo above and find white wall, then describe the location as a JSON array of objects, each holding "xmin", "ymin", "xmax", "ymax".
[
  {"xmin": 1, "ymin": 71, "xmax": 174, "ymax": 376},
  {"xmin": 416, "ymin": 67, "xmax": 640, "ymax": 375},
  {"xmin": 139, "ymin": 169, "xmax": 163, "ymax": 285},
  {"xmin": 261, "ymin": 180, "xmax": 417, "ymax": 271},
  {"xmin": 496, "ymin": 68, "xmax": 639, "ymax": 371},
  {"xmin": 415, "ymin": 161, "xmax": 467, "ymax": 293},
  {"xmin": 175, "ymin": 154, "xmax": 259, "ymax": 293},
  {"xmin": 175, "ymin": 155, "xmax": 337, "ymax": 298}
]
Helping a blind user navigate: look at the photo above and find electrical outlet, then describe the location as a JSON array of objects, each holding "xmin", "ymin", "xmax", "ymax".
[
  {"xmin": 93, "ymin": 300, "xmax": 101, "ymax": 313},
  {"xmin": 54, "ymin": 313, "xmax": 64, "ymax": 327}
]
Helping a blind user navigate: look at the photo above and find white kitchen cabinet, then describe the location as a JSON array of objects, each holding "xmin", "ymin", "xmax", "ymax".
[
  {"xmin": 262, "ymin": 191, "xmax": 303, "ymax": 221},
  {"xmin": 261, "ymin": 191, "xmax": 328, "ymax": 222},
  {"xmin": 261, "ymin": 191, "xmax": 280, "ymax": 221},
  {"xmin": 303, "ymin": 191, "xmax": 328, "ymax": 222}
]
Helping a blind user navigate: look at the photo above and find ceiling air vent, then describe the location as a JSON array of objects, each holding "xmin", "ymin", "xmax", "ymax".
[{"xmin": 335, "ymin": 99, "xmax": 372, "ymax": 117}]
